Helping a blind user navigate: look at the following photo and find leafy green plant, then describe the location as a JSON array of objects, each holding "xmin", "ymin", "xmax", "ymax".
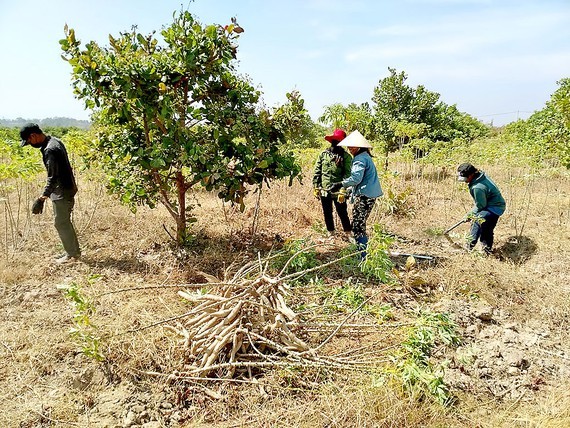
[
  {"xmin": 336, "ymin": 243, "xmax": 361, "ymax": 273},
  {"xmin": 310, "ymin": 220, "xmax": 328, "ymax": 235},
  {"xmin": 58, "ymin": 278, "xmax": 104, "ymax": 361},
  {"xmin": 272, "ymin": 238, "xmax": 319, "ymax": 274},
  {"xmin": 380, "ymin": 186, "xmax": 414, "ymax": 217},
  {"xmin": 366, "ymin": 303, "xmax": 395, "ymax": 322},
  {"xmin": 390, "ymin": 311, "xmax": 461, "ymax": 405},
  {"xmin": 360, "ymin": 225, "xmax": 396, "ymax": 282},
  {"xmin": 315, "ymin": 278, "xmax": 394, "ymax": 319},
  {"xmin": 318, "ymin": 279, "xmax": 366, "ymax": 313}
]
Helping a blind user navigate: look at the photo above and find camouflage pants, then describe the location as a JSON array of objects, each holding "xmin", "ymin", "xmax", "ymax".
[{"xmin": 352, "ymin": 195, "xmax": 376, "ymax": 239}]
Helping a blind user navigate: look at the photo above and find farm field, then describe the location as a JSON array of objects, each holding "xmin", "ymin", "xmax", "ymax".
[{"xmin": 1, "ymin": 156, "xmax": 570, "ymax": 427}]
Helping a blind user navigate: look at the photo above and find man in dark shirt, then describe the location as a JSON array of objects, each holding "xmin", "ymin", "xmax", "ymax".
[{"xmin": 20, "ymin": 123, "xmax": 81, "ymax": 263}]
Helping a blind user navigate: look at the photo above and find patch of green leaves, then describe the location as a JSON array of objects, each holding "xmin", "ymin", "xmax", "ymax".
[
  {"xmin": 360, "ymin": 224, "xmax": 396, "ymax": 283},
  {"xmin": 318, "ymin": 279, "xmax": 366, "ymax": 313},
  {"xmin": 390, "ymin": 310, "xmax": 462, "ymax": 406},
  {"xmin": 380, "ymin": 186, "xmax": 414, "ymax": 217},
  {"xmin": 316, "ymin": 278, "xmax": 394, "ymax": 320},
  {"xmin": 272, "ymin": 238, "xmax": 319, "ymax": 275},
  {"xmin": 58, "ymin": 276, "xmax": 104, "ymax": 362}
]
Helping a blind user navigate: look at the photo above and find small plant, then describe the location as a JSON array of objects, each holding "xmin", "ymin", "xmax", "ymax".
[
  {"xmin": 424, "ymin": 226, "xmax": 444, "ymax": 237},
  {"xmin": 360, "ymin": 224, "xmax": 396, "ymax": 283},
  {"xmin": 381, "ymin": 186, "xmax": 415, "ymax": 217},
  {"xmin": 316, "ymin": 278, "xmax": 394, "ymax": 319},
  {"xmin": 327, "ymin": 279, "xmax": 366, "ymax": 313},
  {"xmin": 310, "ymin": 220, "xmax": 328, "ymax": 235},
  {"xmin": 367, "ymin": 303, "xmax": 395, "ymax": 322},
  {"xmin": 390, "ymin": 311, "xmax": 462, "ymax": 405},
  {"xmin": 272, "ymin": 238, "xmax": 319, "ymax": 274},
  {"xmin": 58, "ymin": 277, "xmax": 104, "ymax": 361},
  {"xmin": 337, "ymin": 243, "xmax": 361, "ymax": 274}
]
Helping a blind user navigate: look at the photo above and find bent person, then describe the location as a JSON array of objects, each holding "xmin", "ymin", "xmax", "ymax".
[
  {"xmin": 457, "ymin": 163, "xmax": 506, "ymax": 254},
  {"xmin": 21, "ymin": 123, "xmax": 81, "ymax": 263}
]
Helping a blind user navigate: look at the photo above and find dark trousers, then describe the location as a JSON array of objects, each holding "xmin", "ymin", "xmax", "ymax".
[
  {"xmin": 320, "ymin": 194, "xmax": 351, "ymax": 232},
  {"xmin": 469, "ymin": 210, "xmax": 500, "ymax": 253},
  {"xmin": 52, "ymin": 198, "xmax": 81, "ymax": 257}
]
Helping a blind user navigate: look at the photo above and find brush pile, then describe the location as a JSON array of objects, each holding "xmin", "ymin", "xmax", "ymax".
[{"xmin": 167, "ymin": 256, "xmax": 344, "ymax": 379}]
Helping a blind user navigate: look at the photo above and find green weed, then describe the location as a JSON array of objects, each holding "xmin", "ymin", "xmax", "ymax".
[
  {"xmin": 316, "ymin": 278, "xmax": 394, "ymax": 320},
  {"xmin": 360, "ymin": 225, "xmax": 396, "ymax": 283},
  {"xmin": 329, "ymin": 280, "xmax": 366, "ymax": 312},
  {"xmin": 272, "ymin": 238, "xmax": 319, "ymax": 274},
  {"xmin": 390, "ymin": 311, "xmax": 462, "ymax": 406},
  {"xmin": 58, "ymin": 276, "xmax": 104, "ymax": 362},
  {"xmin": 381, "ymin": 186, "xmax": 415, "ymax": 217},
  {"xmin": 310, "ymin": 220, "xmax": 328, "ymax": 235}
]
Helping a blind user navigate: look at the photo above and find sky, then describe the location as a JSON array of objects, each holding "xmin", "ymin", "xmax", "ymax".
[{"xmin": 1, "ymin": 0, "xmax": 569, "ymax": 126}]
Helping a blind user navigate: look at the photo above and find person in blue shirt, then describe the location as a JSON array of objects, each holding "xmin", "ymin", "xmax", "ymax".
[
  {"xmin": 457, "ymin": 163, "xmax": 506, "ymax": 254},
  {"xmin": 328, "ymin": 130, "xmax": 382, "ymax": 260}
]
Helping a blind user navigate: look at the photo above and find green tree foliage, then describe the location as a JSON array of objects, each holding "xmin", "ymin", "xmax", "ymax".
[
  {"xmin": 60, "ymin": 11, "xmax": 301, "ymax": 244},
  {"xmin": 502, "ymin": 78, "xmax": 570, "ymax": 168},
  {"xmin": 371, "ymin": 68, "xmax": 488, "ymax": 154},
  {"xmin": 318, "ymin": 102, "xmax": 373, "ymax": 136},
  {"xmin": 272, "ymin": 90, "xmax": 321, "ymax": 148}
]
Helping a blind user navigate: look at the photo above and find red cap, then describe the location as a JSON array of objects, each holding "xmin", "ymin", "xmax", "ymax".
[{"xmin": 324, "ymin": 129, "xmax": 346, "ymax": 143}]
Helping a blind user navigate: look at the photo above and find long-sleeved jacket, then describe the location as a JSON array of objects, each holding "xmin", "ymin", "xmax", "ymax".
[
  {"xmin": 313, "ymin": 148, "xmax": 352, "ymax": 191},
  {"xmin": 468, "ymin": 171, "xmax": 506, "ymax": 216},
  {"xmin": 40, "ymin": 136, "xmax": 78, "ymax": 200},
  {"xmin": 341, "ymin": 151, "xmax": 382, "ymax": 199}
]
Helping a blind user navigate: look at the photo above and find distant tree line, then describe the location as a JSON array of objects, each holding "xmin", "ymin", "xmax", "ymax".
[{"xmin": 0, "ymin": 117, "xmax": 90, "ymax": 129}]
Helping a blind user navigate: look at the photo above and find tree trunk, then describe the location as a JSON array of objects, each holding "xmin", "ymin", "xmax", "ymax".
[{"xmin": 175, "ymin": 171, "xmax": 187, "ymax": 245}]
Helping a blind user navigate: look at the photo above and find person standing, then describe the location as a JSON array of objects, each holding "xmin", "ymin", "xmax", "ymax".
[
  {"xmin": 328, "ymin": 130, "xmax": 382, "ymax": 259},
  {"xmin": 457, "ymin": 163, "xmax": 506, "ymax": 254},
  {"xmin": 20, "ymin": 123, "xmax": 81, "ymax": 263},
  {"xmin": 312, "ymin": 128, "xmax": 352, "ymax": 238}
]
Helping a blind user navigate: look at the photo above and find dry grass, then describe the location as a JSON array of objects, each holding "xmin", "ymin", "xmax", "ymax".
[{"xmin": 1, "ymin": 159, "xmax": 570, "ymax": 427}]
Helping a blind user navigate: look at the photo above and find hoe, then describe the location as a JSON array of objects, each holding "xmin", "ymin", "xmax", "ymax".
[{"xmin": 442, "ymin": 218, "xmax": 469, "ymax": 249}]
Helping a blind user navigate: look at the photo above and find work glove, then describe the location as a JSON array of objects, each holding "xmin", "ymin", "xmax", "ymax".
[
  {"xmin": 337, "ymin": 188, "xmax": 347, "ymax": 203},
  {"xmin": 313, "ymin": 188, "xmax": 321, "ymax": 199},
  {"xmin": 327, "ymin": 182, "xmax": 343, "ymax": 193},
  {"xmin": 31, "ymin": 198, "xmax": 45, "ymax": 215}
]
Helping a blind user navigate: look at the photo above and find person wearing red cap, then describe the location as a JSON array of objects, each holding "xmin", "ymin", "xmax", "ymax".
[{"xmin": 312, "ymin": 129, "xmax": 352, "ymax": 238}]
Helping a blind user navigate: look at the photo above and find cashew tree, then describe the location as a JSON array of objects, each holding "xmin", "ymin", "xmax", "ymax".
[{"xmin": 60, "ymin": 11, "xmax": 301, "ymax": 244}]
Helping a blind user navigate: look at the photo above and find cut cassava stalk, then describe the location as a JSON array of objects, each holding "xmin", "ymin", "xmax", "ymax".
[{"xmin": 160, "ymin": 249, "xmax": 384, "ymax": 379}]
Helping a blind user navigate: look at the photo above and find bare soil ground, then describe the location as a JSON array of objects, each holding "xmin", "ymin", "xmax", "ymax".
[{"xmin": 1, "ymin": 162, "xmax": 570, "ymax": 427}]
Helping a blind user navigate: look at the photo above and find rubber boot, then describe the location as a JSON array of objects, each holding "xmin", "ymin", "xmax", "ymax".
[{"xmin": 355, "ymin": 236, "xmax": 369, "ymax": 261}]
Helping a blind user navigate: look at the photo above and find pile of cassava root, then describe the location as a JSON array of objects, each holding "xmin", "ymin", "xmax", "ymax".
[{"xmin": 166, "ymin": 252, "xmax": 363, "ymax": 379}]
